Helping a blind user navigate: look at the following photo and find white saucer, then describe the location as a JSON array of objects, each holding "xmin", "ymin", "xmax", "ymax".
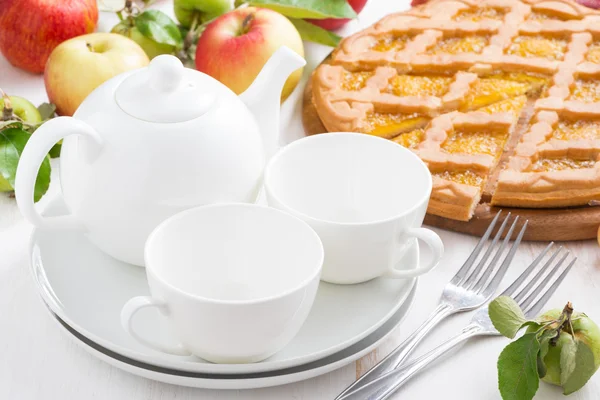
[
  {"xmin": 30, "ymin": 196, "xmax": 417, "ymax": 375},
  {"xmin": 46, "ymin": 284, "xmax": 417, "ymax": 389}
]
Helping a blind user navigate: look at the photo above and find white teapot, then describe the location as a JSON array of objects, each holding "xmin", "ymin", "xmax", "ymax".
[{"xmin": 15, "ymin": 47, "xmax": 305, "ymax": 266}]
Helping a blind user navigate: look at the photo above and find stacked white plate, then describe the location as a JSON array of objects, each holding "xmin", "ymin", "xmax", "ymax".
[{"xmin": 30, "ymin": 196, "xmax": 418, "ymax": 389}]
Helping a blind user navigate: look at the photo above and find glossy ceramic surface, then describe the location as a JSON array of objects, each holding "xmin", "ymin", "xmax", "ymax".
[
  {"xmin": 122, "ymin": 203, "xmax": 324, "ymax": 363},
  {"xmin": 31, "ymin": 195, "xmax": 417, "ymax": 375},
  {"xmin": 16, "ymin": 48, "xmax": 306, "ymax": 266},
  {"xmin": 46, "ymin": 284, "xmax": 417, "ymax": 389},
  {"xmin": 264, "ymin": 132, "xmax": 444, "ymax": 284}
]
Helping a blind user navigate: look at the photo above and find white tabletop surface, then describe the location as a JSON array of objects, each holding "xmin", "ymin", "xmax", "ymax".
[{"xmin": 2, "ymin": 1, "xmax": 600, "ymax": 399}]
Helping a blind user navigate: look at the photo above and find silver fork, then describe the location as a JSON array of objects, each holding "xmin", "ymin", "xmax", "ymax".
[
  {"xmin": 340, "ymin": 244, "xmax": 575, "ymax": 400},
  {"xmin": 336, "ymin": 211, "xmax": 526, "ymax": 399}
]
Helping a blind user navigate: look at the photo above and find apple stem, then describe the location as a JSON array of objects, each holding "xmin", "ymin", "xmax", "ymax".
[
  {"xmin": 0, "ymin": 88, "xmax": 12, "ymax": 121},
  {"xmin": 86, "ymin": 42, "xmax": 94, "ymax": 53},
  {"xmin": 550, "ymin": 302, "xmax": 575, "ymax": 346},
  {"xmin": 184, "ymin": 12, "xmax": 201, "ymax": 48},
  {"xmin": 240, "ymin": 13, "xmax": 255, "ymax": 35}
]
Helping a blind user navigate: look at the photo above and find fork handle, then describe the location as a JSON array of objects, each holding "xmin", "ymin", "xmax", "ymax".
[
  {"xmin": 339, "ymin": 323, "xmax": 483, "ymax": 400},
  {"xmin": 335, "ymin": 302, "xmax": 455, "ymax": 400}
]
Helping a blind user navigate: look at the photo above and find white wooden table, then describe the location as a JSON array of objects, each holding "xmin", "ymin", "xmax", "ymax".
[{"xmin": 1, "ymin": 1, "xmax": 600, "ymax": 399}]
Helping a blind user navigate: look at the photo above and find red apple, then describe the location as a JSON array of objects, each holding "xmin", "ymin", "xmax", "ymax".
[
  {"xmin": 306, "ymin": 0, "xmax": 368, "ymax": 31},
  {"xmin": 195, "ymin": 7, "xmax": 304, "ymax": 101},
  {"xmin": 0, "ymin": 0, "xmax": 98, "ymax": 74},
  {"xmin": 576, "ymin": 0, "xmax": 600, "ymax": 8},
  {"xmin": 45, "ymin": 33, "xmax": 149, "ymax": 116}
]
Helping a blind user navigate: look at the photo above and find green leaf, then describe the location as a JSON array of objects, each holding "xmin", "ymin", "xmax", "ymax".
[
  {"xmin": 135, "ymin": 10, "xmax": 183, "ymax": 48},
  {"xmin": 0, "ymin": 128, "xmax": 51, "ymax": 202},
  {"xmin": 562, "ymin": 340, "xmax": 597, "ymax": 395},
  {"xmin": 489, "ymin": 296, "xmax": 529, "ymax": 338},
  {"xmin": 48, "ymin": 142, "xmax": 62, "ymax": 158},
  {"xmin": 537, "ymin": 330, "xmax": 554, "ymax": 379},
  {"xmin": 288, "ymin": 18, "xmax": 341, "ymax": 47},
  {"xmin": 498, "ymin": 333, "xmax": 541, "ymax": 400},
  {"xmin": 0, "ymin": 120, "xmax": 22, "ymax": 131},
  {"xmin": 560, "ymin": 333, "xmax": 577, "ymax": 386},
  {"xmin": 246, "ymin": 0, "xmax": 356, "ymax": 19},
  {"xmin": 37, "ymin": 103, "xmax": 56, "ymax": 121}
]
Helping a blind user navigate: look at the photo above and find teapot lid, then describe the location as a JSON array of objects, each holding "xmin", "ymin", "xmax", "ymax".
[{"xmin": 115, "ymin": 55, "xmax": 217, "ymax": 123}]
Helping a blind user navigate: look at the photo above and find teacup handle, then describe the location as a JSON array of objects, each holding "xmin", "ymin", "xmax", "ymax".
[
  {"xmin": 121, "ymin": 296, "xmax": 191, "ymax": 356},
  {"xmin": 384, "ymin": 228, "xmax": 444, "ymax": 279},
  {"xmin": 15, "ymin": 117, "xmax": 103, "ymax": 231}
]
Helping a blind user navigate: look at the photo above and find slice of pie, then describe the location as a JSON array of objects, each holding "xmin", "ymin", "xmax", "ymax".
[{"xmin": 310, "ymin": 0, "xmax": 600, "ymax": 221}]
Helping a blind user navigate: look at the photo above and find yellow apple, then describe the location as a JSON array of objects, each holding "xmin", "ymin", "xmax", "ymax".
[
  {"xmin": 44, "ymin": 33, "xmax": 150, "ymax": 116},
  {"xmin": 195, "ymin": 7, "xmax": 304, "ymax": 101}
]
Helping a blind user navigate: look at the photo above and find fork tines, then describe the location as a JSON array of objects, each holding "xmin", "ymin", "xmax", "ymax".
[
  {"xmin": 451, "ymin": 211, "xmax": 527, "ymax": 297},
  {"xmin": 501, "ymin": 242, "xmax": 576, "ymax": 318}
]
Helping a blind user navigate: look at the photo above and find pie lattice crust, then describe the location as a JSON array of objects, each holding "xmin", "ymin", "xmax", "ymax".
[{"xmin": 311, "ymin": 0, "xmax": 600, "ymax": 221}]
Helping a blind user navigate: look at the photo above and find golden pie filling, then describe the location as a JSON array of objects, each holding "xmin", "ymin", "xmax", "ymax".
[
  {"xmin": 568, "ymin": 79, "xmax": 600, "ymax": 103},
  {"xmin": 433, "ymin": 170, "xmax": 485, "ymax": 188},
  {"xmin": 477, "ymin": 95, "xmax": 528, "ymax": 118},
  {"xmin": 386, "ymin": 75, "xmax": 453, "ymax": 97},
  {"xmin": 506, "ymin": 35, "xmax": 567, "ymax": 60},
  {"xmin": 442, "ymin": 128, "xmax": 509, "ymax": 159},
  {"xmin": 393, "ymin": 128, "xmax": 425, "ymax": 148},
  {"xmin": 529, "ymin": 157, "xmax": 597, "ymax": 172},
  {"xmin": 371, "ymin": 34, "xmax": 412, "ymax": 52},
  {"xmin": 341, "ymin": 71, "xmax": 375, "ymax": 91},
  {"xmin": 587, "ymin": 42, "xmax": 600, "ymax": 64},
  {"xmin": 453, "ymin": 7, "xmax": 506, "ymax": 21},
  {"xmin": 427, "ymin": 35, "xmax": 489, "ymax": 55},
  {"xmin": 485, "ymin": 72, "xmax": 551, "ymax": 93},
  {"xmin": 551, "ymin": 120, "xmax": 600, "ymax": 140},
  {"xmin": 364, "ymin": 112, "xmax": 429, "ymax": 138},
  {"xmin": 460, "ymin": 78, "xmax": 531, "ymax": 110},
  {"xmin": 527, "ymin": 10, "xmax": 578, "ymax": 21}
]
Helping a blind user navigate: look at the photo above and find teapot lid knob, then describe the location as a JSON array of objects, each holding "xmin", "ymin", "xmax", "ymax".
[
  {"xmin": 114, "ymin": 55, "xmax": 217, "ymax": 123},
  {"xmin": 148, "ymin": 55, "xmax": 184, "ymax": 93}
]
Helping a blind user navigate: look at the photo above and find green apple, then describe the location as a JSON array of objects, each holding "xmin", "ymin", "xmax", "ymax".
[
  {"xmin": 0, "ymin": 95, "xmax": 42, "ymax": 192},
  {"xmin": 174, "ymin": 0, "xmax": 232, "ymax": 28},
  {"xmin": 0, "ymin": 95, "xmax": 42, "ymax": 124},
  {"xmin": 111, "ymin": 21, "xmax": 175, "ymax": 59},
  {"xmin": 527, "ymin": 309, "xmax": 600, "ymax": 386}
]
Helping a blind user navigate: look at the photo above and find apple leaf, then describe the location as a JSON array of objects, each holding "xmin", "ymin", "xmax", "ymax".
[
  {"xmin": 37, "ymin": 103, "xmax": 56, "ymax": 122},
  {"xmin": 0, "ymin": 128, "xmax": 51, "ymax": 202},
  {"xmin": 562, "ymin": 340, "xmax": 597, "ymax": 395},
  {"xmin": 0, "ymin": 120, "xmax": 22, "ymax": 132},
  {"xmin": 489, "ymin": 296, "xmax": 532, "ymax": 339},
  {"xmin": 246, "ymin": 0, "xmax": 357, "ymax": 19},
  {"xmin": 135, "ymin": 10, "xmax": 183, "ymax": 48},
  {"xmin": 536, "ymin": 330, "xmax": 554, "ymax": 379},
  {"xmin": 497, "ymin": 333, "xmax": 541, "ymax": 400},
  {"xmin": 288, "ymin": 18, "xmax": 341, "ymax": 47},
  {"xmin": 560, "ymin": 333, "xmax": 577, "ymax": 386}
]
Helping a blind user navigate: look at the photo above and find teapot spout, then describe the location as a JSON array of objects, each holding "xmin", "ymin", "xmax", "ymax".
[{"xmin": 239, "ymin": 46, "xmax": 306, "ymax": 159}]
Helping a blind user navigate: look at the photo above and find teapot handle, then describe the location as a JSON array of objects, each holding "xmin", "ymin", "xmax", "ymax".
[{"xmin": 15, "ymin": 117, "xmax": 103, "ymax": 231}]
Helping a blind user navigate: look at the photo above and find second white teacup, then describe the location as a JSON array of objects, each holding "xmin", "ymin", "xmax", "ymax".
[
  {"xmin": 264, "ymin": 132, "xmax": 444, "ymax": 284},
  {"xmin": 121, "ymin": 203, "xmax": 323, "ymax": 363}
]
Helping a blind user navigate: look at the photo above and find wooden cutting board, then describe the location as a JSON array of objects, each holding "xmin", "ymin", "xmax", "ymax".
[{"xmin": 302, "ymin": 72, "xmax": 600, "ymax": 242}]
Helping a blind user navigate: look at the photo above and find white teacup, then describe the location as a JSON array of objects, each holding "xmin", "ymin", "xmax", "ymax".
[
  {"xmin": 121, "ymin": 203, "xmax": 323, "ymax": 364},
  {"xmin": 264, "ymin": 132, "xmax": 444, "ymax": 284}
]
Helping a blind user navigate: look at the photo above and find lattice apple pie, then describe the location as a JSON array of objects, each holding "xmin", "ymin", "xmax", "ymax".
[{"xmin": 311, "ymin": 0, "xmax": 600, "ymax": 221}]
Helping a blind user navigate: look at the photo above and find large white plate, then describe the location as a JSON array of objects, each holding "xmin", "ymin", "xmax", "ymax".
[
  {"xmin": 31, "ymin": 195, "xmax": 417, "ymax": 375},
  {"xmin": 45, "ymin": 284, "xmax": 417, "ymax": 389}
]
